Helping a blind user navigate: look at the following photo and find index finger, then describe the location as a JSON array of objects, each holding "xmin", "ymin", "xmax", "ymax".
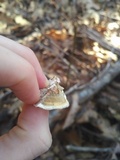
[{"xmin": 0, "ymin": 35, "xmax": 47, "ymax": 88}]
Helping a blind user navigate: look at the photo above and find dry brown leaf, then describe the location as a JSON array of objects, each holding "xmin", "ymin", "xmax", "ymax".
[{"xmin": 46, "ymin": 29, "xmax": 67, "ymax": 40}]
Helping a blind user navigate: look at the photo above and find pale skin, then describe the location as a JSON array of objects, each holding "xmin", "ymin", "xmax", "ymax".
[{"xmin": 0, "ymin": 36, "xmax": 52, "ymax": 160}]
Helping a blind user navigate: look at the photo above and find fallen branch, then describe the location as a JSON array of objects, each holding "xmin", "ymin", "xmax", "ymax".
[
  {"xmin": 65, "ymin": 60, "xmax": 111, "ymax": 95},
  {"xmin": 83, "ymin": 26, "xmax": 120, "ymax": 57},
  {"xmin": 78, "ymin": 60, "xmax": 120, "ymax": 104}
]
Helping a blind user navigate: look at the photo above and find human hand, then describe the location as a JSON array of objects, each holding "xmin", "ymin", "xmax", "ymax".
[{"xmin": 0, "ymin": 36, "xmax": 52, "ymax": 160}]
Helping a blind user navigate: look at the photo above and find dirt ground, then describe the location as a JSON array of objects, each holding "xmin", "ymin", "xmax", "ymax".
[{"xmin": 0, "ymin": 0, "xmax": 120, "ymax": 160}]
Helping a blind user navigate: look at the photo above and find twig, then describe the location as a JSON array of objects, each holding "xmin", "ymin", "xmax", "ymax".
[
  {"xmin": 82, "ymin": 26, "xmax": 120, "ymax": 57},
  {"xmin": 40, "ymin": 39, "xmax": 78, "ymax": 74},
  {"xmin": 0, "ymin": 90, "xmax": 12, "ymax": 101},
  {"xmin": 65, "ymin": 60, "xmax": 111, "ymax": 95},
  {"xmin": 65, "ymin": 83, "xmax": 80, "ymax": 95},
  {"xmin": 66, "ymin": 145, "xmax": 113, "ymax": 153},
  {"xmin": 67, "ymin": 21, "xmax": 78, "ymax": 86}
]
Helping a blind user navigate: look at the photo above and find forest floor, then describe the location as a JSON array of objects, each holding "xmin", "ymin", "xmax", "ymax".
[{"xmin": 0, "ymin": 0, "xmax": 120, "ymax": 160}]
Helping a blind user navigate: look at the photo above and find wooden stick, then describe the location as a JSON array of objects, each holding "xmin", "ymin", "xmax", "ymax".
[
  {"xmin": 78, "ymin": 61, "xmax": 120, "ymax": 104},
  {"xmin": 66, "ymin": 145, "xmax": 113, "ymax": 153}
]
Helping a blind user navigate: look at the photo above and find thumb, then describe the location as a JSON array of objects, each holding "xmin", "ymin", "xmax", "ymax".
[{"xmin": 0, "ymin": 104, "xmax": 52, "ymax": 160}]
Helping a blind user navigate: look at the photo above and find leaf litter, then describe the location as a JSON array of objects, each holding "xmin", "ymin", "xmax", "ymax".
[{"xmin": 0, "ymin": 0, "xmax": 120, "ymax": 159}]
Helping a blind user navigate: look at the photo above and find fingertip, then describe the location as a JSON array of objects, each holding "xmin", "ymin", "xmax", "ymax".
[{"xmin": 10, "ymin": 61, "xmax": 40, "ymax": 104}]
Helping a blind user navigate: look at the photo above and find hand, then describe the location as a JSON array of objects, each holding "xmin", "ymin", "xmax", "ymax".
[{"xmin": 0, "ymin": 36, "xmax": 52, "ymax": 160}]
